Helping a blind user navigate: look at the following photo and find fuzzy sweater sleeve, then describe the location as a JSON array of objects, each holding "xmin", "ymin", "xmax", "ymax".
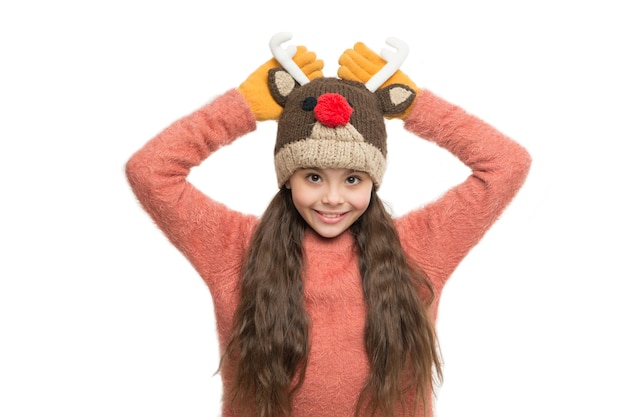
[
  {"xmin": 125, "ymin": 89, "xmax": 258, "ymax": 293},
  {"xmin": 395, "ymin": 90, "xmax": 532, "ymax": 294}
]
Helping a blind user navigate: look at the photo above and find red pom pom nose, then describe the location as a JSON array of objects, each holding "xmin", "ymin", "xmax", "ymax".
[{"xmin": 313, "ymin": 93, "xmax": 353, "ymax": 127}]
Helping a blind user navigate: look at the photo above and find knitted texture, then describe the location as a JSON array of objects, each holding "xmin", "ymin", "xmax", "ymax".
[
  {"xmin": 273, "ymin": 77, "xmax": 390, "ymax": 188},
  {"xmin": 126, "ymin": 88, "xmax": 531, "ymax": 417}
]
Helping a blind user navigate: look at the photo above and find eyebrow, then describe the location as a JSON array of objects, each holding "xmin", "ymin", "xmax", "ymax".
[{"xmin": 300, "ymin": 167, "xmax": 366, "ymax": 176}]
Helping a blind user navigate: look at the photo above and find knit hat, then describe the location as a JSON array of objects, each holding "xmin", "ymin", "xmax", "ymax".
[
  {"xmin": 268, "ymin": 74, "xmax": 416, "ymax": 189},
  {"xmin": 264, "ymin": 33, "xmax": 417, "ymax": 188}
]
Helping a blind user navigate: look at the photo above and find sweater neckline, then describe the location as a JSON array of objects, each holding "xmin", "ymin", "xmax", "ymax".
[{"xmin": 303, "ymin": 228, "xmax": 355, "ymax": 253}]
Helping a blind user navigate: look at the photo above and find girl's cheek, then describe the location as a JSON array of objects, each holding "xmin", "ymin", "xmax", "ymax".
[{"xmin": 356, "ymin": 195, "xmax": 373, "ymax": 211}]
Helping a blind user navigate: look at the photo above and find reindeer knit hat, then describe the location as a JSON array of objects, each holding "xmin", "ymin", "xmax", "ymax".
[{"xmin": 267, "ymin": 33, "xmax": 416, "ymax": 189}]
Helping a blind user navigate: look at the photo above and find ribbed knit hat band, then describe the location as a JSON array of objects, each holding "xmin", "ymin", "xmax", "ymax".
[{"xmin": 274, "ymin": 138, "xmax": 386, "ymax": 189}]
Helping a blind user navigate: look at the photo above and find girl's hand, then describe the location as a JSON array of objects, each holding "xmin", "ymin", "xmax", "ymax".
[
  {"xmin": 338, "ymin": 42, "xmax": 421, "ymax": 119},
  {"xmin": 238, "ymin": 46, "xmax": 324, "ymax": 121}
]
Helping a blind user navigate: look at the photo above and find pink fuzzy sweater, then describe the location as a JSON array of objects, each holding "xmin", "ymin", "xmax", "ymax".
[{"xmin": 126, "ymin": 89, "xmax": 531, "ymax": 416}]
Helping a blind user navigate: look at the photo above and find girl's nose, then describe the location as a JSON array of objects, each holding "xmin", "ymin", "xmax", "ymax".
[{"xmin": 322, "ymin": 183, "xmax": 345, "ymax": 205}]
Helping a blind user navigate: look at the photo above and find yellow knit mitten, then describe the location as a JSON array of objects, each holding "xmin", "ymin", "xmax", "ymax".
[
  {"xmin": 338, "ymin": 42, "xmax": 420, "ymax": 119},
  {"xmin": 238, "ymin": 46, "xmax": 324, "ymax": 121}
]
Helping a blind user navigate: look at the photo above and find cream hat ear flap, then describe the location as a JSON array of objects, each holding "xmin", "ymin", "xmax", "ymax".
[
  {"xmin": 268, "ymin": 68, "xmax": 299, "ymax": 107},
  {"xmin": 376, "ymin": 84, "xmax": 417, "ymax": 116}
]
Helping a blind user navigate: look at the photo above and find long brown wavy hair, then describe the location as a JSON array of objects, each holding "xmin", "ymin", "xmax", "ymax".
[{"xmin": 222, "ymin": 187, "xmax": 442, "ymax": 417}]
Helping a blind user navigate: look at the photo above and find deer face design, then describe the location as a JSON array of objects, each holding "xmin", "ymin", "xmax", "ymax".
[{"xmin": 268, "ymin": 34, "xmax": 416, "ymax": 188}]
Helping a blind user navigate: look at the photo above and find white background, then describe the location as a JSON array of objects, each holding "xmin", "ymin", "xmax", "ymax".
[{"xmin": 1, "ymin": 1, "xmax": 624, "ymax": 416}]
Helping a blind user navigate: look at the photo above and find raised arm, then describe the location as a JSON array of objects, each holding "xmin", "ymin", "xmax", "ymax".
[
  {"xmin": 338, "ymin": 42, "xmax": 531, "ymax": 291},
  {"xmin": 126, "ymin": 44, "xmax": 324, "ymax": 291},
  {"xmin": 399, "ymin": 90, "xmax": 531, "ymax": 290},
  {"xmin": 125, "ymin": 90, "xmax": 258, "ymax": 285}
]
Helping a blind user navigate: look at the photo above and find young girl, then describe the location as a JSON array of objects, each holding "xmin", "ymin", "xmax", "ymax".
[{"xmin": 126, "ymin": 37, "xmax": 531, "ymax": 417}]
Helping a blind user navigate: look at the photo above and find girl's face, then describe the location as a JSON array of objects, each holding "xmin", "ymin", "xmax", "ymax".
[{"xmin": 285, "ymin": 168, "xmax": 373, "ymax": 238}]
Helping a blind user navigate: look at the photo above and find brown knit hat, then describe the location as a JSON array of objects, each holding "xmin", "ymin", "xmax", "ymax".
[{"xmin": 268, "ymin": 73, "xmax": 416, "ymax": 189}]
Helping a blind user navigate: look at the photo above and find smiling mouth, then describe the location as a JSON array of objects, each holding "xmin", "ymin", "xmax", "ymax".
[
  {"xmin": 320, "ymin": 212, "xmax": 343, "ymax": 218},
  {"xmin": 314, "ymin": 210, "xmax": 349, "ymax": 223}
]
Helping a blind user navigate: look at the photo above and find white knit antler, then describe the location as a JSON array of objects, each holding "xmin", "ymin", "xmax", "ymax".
[
  {"xmin": 365, "ymin": 37, "xmax": 409, "ymax": 92},
  {"xmin": 269, "ymin": 32, "xmax": 310, "ymax": 86}
]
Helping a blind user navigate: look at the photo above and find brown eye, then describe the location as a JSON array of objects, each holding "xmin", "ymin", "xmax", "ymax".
[
  {"xmin": 302, "ymin": 97, "xmax": 317, "ymax": 111},
  {"xmin": 306, "ymin": 173, "xmax": 321, "ymax": 183},
  {"xmin": 346, "ymin": 176, "xmax": 361, "ymax": 185}
]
